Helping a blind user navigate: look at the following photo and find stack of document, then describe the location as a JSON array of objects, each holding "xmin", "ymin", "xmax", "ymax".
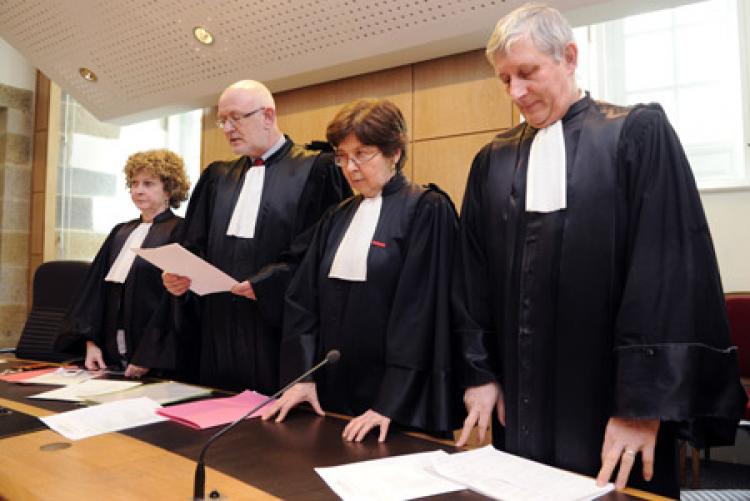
[
  {"xmin": 316, "ymin": 445, "xmax": 614, "ymax": 501},
  {"xmin": 0, "ymin": 367, "xmax": 62, "ymax": 383},
  {"xmin": 12, "ymin": 367, "xmax": 97, "ymax": 385},
  {"xmin": 157, "ymin": 389, "xmax": 270, "ymax": 429},
  {"xmin": 29, "ymin": 379, "xmax": 143, "ymax": 402},
  {"xmin": 85, "ymin": 381, "xmax": 212, "ymax": 405}
]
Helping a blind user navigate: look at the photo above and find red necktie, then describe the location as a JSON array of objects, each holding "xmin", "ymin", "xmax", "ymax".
[{"xmin": 253, "ymin": 157, "xmax": 264, "ymax": 166}]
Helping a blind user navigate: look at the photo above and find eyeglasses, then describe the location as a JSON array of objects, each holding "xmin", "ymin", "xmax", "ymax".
[
  {"xmin": 216, "ymin": 106, "xmax": 266, "ymax": 129},
  {"xmin": 334, "ymin": 149, "xmax": 381, "ymax": 168}
]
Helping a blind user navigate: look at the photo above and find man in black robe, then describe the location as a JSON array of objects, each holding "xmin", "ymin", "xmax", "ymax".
[
  {"xmin": 452, "ymin": 4, "xmax": 747, "ymax": 498},
  {"xmin": 163, "ymin": 80, "xmax": 350, "ymax": 394}
]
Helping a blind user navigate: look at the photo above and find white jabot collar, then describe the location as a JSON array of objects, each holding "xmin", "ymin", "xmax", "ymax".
[
  {"xmin": 329, "ymin": 194, "xmax": 383, "ymax": 282},
  {"xmin": 526, "ymin": 119, "xmax": 566, "ymax": 213},
  {"xmin": 105, "ymin": 222, "xmax": 152, "ymax": 283},
  {"xmin": 225, "ymin": 135, "xmax": 287, "ymax": 239}
]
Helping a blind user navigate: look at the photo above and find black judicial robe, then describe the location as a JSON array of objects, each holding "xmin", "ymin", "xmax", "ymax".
[
  {"xmin": 178, "ymin": 137, "xmax": 350, "ymax": 394},
  {"xmin": 281, "ymin": 173, "xmax": 461, "ymax": 434},
  {"xmin": 452, "ymin": 95, "xmax": 747, "ymax": 497},
  {"xmin": 60, "ymin": 210, "xmax": 182, "ymax": 369}
]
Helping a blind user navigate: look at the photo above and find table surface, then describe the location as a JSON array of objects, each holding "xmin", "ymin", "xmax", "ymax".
[{"xmin": 0, "ymin": 358, "xmax": 668, "ymax": 501}]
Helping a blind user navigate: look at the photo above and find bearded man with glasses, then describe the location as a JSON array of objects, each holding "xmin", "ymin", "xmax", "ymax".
[{"xmin": 162, "ymin": 80, "xmax": 350, "ymax": 393}]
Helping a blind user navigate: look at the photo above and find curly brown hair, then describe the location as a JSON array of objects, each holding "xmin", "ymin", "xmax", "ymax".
[
  {"xmin": 326, "ymin": 98, "xmax": 408, "ymax": 171},
  {"xmin": 123, "ymin": 149, "xmax": 190, "ymax": 208}
]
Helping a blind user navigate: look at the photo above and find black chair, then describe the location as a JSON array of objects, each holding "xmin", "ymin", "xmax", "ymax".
[{"xmin": 13, "ymin": 260, "xmax": 90, "ymax": 362}]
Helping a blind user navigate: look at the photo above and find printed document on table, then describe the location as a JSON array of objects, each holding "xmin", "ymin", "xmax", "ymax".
[
  {"xmin": 40, "ymin": 397, "xmax": 166, "ymax": 440},
  {"xmin": 134, "ymin": 243, "xmax": 238, "ymax": 296},
  {"xmin": 429, "ymin": 445, "xmax": 613, "ymax": 501},
  {"xmin": 315, "ymin": 450, "xmax": 463, "ymax": 501},
  {"xmin": 29, "ymin": 379, "xmax": 142, "ymax": 402}
]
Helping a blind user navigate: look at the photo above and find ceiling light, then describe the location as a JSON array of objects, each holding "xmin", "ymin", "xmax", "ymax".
[
  {"xmin": 193, "ymin": 26, "xmax": 214, "ymax": 45},
  {"xmin": 78, "ymin": 67, "xmax": 97, "ymax": 82}
]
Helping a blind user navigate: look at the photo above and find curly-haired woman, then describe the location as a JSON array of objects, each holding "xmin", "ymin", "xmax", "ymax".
[{"xmin": 61, "ymin": 149, "xmax": 190, "ymax": 378}]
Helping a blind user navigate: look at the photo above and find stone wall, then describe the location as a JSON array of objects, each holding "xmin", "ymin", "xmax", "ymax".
[{"xmin": 0, "ymin": 84, "xmax": 33, "ymax": 348}]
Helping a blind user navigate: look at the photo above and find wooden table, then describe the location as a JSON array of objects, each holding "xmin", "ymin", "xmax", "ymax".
[{"xmin": 0, "ymin": 359, "xmax": 669, "ymax": 501}]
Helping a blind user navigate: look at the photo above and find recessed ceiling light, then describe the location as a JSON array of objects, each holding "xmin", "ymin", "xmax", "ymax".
[
  {"xmin": 193, "ymin": 26, "xmax": 214, "ymax": 45},
  {"xmin": 78, "ymin": 67, "xmax": 98, "ymax": 82}
]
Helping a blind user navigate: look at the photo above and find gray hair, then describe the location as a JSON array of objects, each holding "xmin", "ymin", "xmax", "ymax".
[{"xmin": 485, "ymin": 3, "xmax": 574, "ymax": 67}]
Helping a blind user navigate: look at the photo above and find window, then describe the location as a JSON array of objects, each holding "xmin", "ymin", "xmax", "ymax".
[
  {"xmin": 55, "ymin": 92, "xmax": 202, "ymax": 260},
  {"xmin": 574, "ymin": 0, "xmax": 749, "ymax": 190}
]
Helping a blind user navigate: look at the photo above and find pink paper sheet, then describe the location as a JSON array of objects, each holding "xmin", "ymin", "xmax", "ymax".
[{"xmin": 156, "ymin": 390, "xmax": 272, "ymax": 429}]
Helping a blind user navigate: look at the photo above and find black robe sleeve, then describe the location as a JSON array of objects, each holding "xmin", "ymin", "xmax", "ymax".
[
  {"xmin": 452, "ymin": 145, "xmax": 502, "ymax": 388},
  {"xmin": 57, "ymin": 223, "xmax": 124, "ymax": 353},
  {"xmin": 250, "ymin": 152, "xmax": 351, "ymax": 328},
  {"xmin": 178, "ymin": 163, "xmax": 220, "ymax": 260},
  {"xmin": 163, "ymin": 165, "xmax": 219, "ymax": 379},
  {"xmin": 370, "ymin": 190, "xmax": 461, "ymax": 432},
  {"xmin": 279, "ymin": 205, "xmax": 338, "ymax": 384},
  {"xmin": 611, "ymin": 104, "xmax": 748, "ymax": 445},
  {"xmin": 129, "ymin": 219, "xmax": 183, "ymax": 370}
]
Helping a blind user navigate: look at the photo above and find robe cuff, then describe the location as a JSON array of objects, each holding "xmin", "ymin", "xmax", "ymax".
[
  {"xmin": 373, "ymin": 366, "xmax": 461, "ymax": 433},
  {"xmin": 54, "ymin": 319, "xmax": 96, "ymax": 355},
  {"xmin": 613, "ymin": 343, "xmax": 747, "ymax": 445},
  {"xmin": 457, "ymin": 328, "xmax": 500, "ymax": 388}
]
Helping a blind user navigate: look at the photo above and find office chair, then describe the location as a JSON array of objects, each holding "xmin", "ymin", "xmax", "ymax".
[
  {"xmin": 13, "ymin": 260, "xmax": 89, "ymax": 362},
  {"xmin": 679, "ymin": 292, "xmax": 750, "ymax": 488},
  {"xmin": 726, "ymin": 292, "xmax": 750, "ymax": 425}
]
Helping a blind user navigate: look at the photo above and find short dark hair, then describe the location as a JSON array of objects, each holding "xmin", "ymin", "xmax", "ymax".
[{"xmin": 326, "ymin": 98, "xmax": 408, "ymax": 171}]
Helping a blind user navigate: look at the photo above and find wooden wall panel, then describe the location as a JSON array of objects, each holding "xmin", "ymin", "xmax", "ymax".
[
  {"xmin": 28, "ymin": 73, "xmax": 59, "ymax": 306},
  {"xmin": 275, "ymin": 65, "xmax": 413, "ymax": 147},
  {"xmin": 413, "ymin": 50, "xmax": 512, "ymax": 141},
  {"xmin": 412, "ymin": 131, "xmax": 498, "ymax": 210}
]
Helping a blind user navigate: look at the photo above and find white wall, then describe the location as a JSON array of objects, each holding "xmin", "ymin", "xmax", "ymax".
[
  {"xmin": 702, "ymin": 190, "xmax": 750, "ymax": 292},
  {"xmin": 0, "ymin": 38, "xmax": 35, "ymax": 90}
]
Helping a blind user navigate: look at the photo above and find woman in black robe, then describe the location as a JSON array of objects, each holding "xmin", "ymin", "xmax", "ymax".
[
  {"xmin": 263, "ymin": 99, "xmax": 461, "ymax": 441},
  {"xmin": 60, "ymin": 149, "xmax": 190, "ymax": 378}
]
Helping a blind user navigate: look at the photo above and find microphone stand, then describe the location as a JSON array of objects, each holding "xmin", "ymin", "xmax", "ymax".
[{"xmin": 193, "ymin": 350, "xmax": 340, "ymax": 500}]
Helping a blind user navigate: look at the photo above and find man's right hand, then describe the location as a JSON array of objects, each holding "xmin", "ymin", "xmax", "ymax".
[
  {"xmin": 456, "ymin": 381, "xmax": 505, "ymax": 447},
  {"xmin": 162, "ymin": 272, "xmax": 191, "ymax": 296}
]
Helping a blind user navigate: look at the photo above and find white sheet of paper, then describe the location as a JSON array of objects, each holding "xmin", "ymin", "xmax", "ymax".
[
  {"xmin": 40, "ymin": 397, "xmax": 166, "ymax": 440},
  {"xmin": 429, "ymin": 445, "xmax": 613, "ymax": 501},
  {"xmin": 315, "ymin": 450, "xmax": 463, "ymax": 501},
  {"xmin": 29, "ymin": 379, "xmax": 142, "ymax": 402},
  {"xmin": 134, "ymin": 243, "xmax": 238, "ymax": 296},
  {"xmin": 21, "ymin": 367, "xmax": 98, "ymax": 386}
]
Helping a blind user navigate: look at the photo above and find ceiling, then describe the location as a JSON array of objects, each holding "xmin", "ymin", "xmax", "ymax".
[{"xmin": 0, "ymin": 0, "xmax": 695, "ymax": 124}]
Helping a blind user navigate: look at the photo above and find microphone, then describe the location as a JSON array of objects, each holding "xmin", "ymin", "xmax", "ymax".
[{"xmin": 193, "ymin": 349, "xmax": 340, "ymax": 500}]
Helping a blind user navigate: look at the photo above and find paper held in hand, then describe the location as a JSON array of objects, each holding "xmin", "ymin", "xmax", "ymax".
[{"xmin": 134, "ymin": 243, "xmax": 238, "ymax": 296}]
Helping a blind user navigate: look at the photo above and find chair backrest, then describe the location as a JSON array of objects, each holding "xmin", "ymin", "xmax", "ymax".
[
  {"xmin": 15, "ymin": 260, "xmax": 90, "ymax": 362},
  {"xmin": 726, "ymin": 292, "xmax": 750, "ymax": 378}
]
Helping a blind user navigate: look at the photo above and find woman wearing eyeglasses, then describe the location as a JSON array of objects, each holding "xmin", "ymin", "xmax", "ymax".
[
  {"xmin": 263, "ymin": 99, "xmax": 461, "ymax": 441},
  {"xmin": 59, "ymin": 149, "xmax": 190, "ymax": 378}
]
